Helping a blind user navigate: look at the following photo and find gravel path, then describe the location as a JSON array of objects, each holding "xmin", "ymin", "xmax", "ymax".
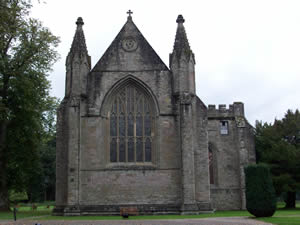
[{"xmin": 0, "ymin": 217, "xmax": 273, "ymax": 225}]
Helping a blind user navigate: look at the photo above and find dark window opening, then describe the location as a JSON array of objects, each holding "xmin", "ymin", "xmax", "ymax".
[{"xmin": 220, "ymin": 121, "xmax": 229, "ymax": 135}]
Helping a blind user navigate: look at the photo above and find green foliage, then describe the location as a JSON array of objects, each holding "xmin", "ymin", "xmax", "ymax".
[
  {"xmin": 0, "ymin": 0, "xmax": 59, "ymax": 209},
  {"xmin": 26, "ymin": 130, "xmax": 57, "ymax": 202},
  {"xmin": 9, "ymin": 190, "xmax": 28, "ymax": 202},
  {"xmin": 255, "ymin": 109, "xmax": 300, "ymax": 208},
  {"xmin": 244, "ymin": 164, "xmax": 277, "ymax": 217}
]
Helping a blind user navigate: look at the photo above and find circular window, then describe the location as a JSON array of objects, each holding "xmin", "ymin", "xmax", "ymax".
[{"xmin": 122, "ymin": 37, "xmax": 138, "ymax": 52}]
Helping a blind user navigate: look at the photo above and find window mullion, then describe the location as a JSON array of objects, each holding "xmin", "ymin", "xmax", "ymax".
[
  {"xmin": 109, "ymin": 85, "xmax": 154, "ymax": 164},
  {"xmin": 133, "ymin": 88, "xmax": 137, "ymax": 162},
  {"xmin": 142, "ymin": 96, "xmax": 145, "ymax": 162},
  {"xmin": 116, "ymin": 97, "xmax": 120, "ymax": 162},
  {"xmin": 125, "ymin": 86, "xmax": 128, "ymax": 162}
]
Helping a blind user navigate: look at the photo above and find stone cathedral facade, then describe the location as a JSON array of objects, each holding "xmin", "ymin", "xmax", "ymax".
[{"xmin": 54, "ymin": 13, "xmax": 256, "ymax": 216}]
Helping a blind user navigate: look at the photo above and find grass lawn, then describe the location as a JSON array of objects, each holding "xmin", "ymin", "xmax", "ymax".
[
  {"xmin": 257, "ymin": 202, "xmax": 300, "ymax": 225},
  {"xmin": 43, "ymin": 211, "xmax": 253, "ymax": 220},
  {"xmin": 0, "ymin": 201, "xmax": 299, "ymax": 225},
  {"xmin": 0, "ymin": 203, "xmax": 54, "ymax": 220},
  {"xmin": 0, "ymin": 209, "xmax": 52, "ymax": 220},
  {"xmin": 258, "ymin": 217, "xmax": 300, "ymax": 225}
]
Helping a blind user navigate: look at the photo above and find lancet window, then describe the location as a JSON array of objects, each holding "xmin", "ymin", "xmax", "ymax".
[{"xmin": 109, "ymin": 84, "xmax": 154, "ymax": 163}]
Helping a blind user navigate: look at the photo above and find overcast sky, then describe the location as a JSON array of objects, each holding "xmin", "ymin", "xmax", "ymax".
[{"xmin": 31, "ymin": 0, "xmax": 300, "ymax": 126}]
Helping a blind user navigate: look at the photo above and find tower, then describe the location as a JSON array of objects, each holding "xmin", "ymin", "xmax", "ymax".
[
  {"xmin": 55, "ymin": 17, "xmax": 90, "ymax": 215},
  {"xmin": 170, "ymin": 15, "xmax": 212, "ymax": 213}
]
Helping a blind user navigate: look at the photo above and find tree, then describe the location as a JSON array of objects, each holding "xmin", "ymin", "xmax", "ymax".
[
  {"xmin": 255, "ymin": 109, "xmax": 300, "ymax": 208},
  {"xmin": 26, "ymin": 99, "xmax": 58, "ymax": 202},
  {"xmin": 40, "ymin": 134, "xmax": 56, "ymax": 201},
  {"xmin": 245, "ymin": 164, "xmax": 277, "ymax": 217},
  {"xmin": 25, "ymin": 133, "xmax": 57, "ymax": 202},
  {"xmin": 0, "ymin": 0, "xmax": 59, "ymax": 210}
]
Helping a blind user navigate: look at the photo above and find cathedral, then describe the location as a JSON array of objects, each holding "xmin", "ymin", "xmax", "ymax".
[{"xmin": 54, "ymin": 12, "xmax": 256, "ymax": 216}]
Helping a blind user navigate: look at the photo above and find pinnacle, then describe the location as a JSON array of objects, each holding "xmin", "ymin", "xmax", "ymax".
[
  {"xmin": 70, "ymin": 17, "xmax": 88, "ymax": 54},
  {"xmin": 176, "ymin": 15, "xmax": 185, "ymax": 23},
  {"xmin": 76, "ymin": 17, "xmax": 84, "ymax": 26},
  {"xmin": 172, "ymin": 14, "xmax": 191, "ymax": 57}
]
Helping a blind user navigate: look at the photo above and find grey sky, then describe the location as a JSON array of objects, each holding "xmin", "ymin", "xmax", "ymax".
[{"xmin": 31, "ymin": 0, "xmax": 300, "ymax": 126}]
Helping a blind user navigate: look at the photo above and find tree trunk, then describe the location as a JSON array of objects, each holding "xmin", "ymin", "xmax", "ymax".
[
  {"xmin": 285, "ymin": 191, "xmax": 296, "ymax": 208},
  {"xmin": 0, "ymin": 188, "xmax": 9, "ymax": 211},
  {"xmin": 0, "ymin": 121, "xmax": 10, "ymax": 211}
]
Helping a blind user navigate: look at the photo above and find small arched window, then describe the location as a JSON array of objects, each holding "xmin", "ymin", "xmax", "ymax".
[{"xmin": 109, "ymin": 84, "xmax": 154, "ymax": 163}]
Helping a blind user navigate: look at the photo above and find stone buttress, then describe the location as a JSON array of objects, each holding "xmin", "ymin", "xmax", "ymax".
[
  {"xmin": 54, "ymin": 17, "xmax": 90, "ymax": 215},
  {"xmin": 170, "ymin": 15, "xmax": 212, "ymax": 213}
]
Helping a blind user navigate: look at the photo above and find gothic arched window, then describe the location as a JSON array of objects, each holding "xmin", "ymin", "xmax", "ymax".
[{"xmin": 109, "ymin": 84, "xmax": 154, "ymax": 163}]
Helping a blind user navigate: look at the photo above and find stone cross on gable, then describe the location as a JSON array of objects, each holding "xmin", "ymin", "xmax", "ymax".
[{"xmin": 127, "ymin": 10, "xmax": 133, "ymax": 17}]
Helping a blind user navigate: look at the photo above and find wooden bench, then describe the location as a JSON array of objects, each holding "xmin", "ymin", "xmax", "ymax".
[{"xmin": 120, "ymin": 207, "xmax": 139, "ymax": 217}]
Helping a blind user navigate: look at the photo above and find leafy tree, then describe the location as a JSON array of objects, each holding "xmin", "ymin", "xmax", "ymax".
[
  {"xmin": 255, "ymin": 109, "xmax": 300, "ymax": 208},
  {"xmin": 0, "ymin": 0, "xmax": 59, "ymax": 210},
  {"xmin": 245, "ymin": 164, "xmax": 277, "ymax": 217},
  {"xmin": 40, "ymin": 134, "xmax": 56, "ymax": 201},
  {"xmin": 26, "ymin": 135, "xmax": 56, "ymax": 202},
  {"xmin": 26, "ymin": 99, "xmax": 58, "ymax": 202}
]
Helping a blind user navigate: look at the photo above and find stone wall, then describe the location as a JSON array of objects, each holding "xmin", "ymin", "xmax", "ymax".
[
  {"xmin": 194, "ymin": 97, "xmax": 210, "ymax": 203},
  {"xmin": 77, "ymin": 66, "xmax": 183, "ymax": 211},
  {"xmin": 80, "ymin": 170, "xmax": 182, "ymax": 205},
  {"xmin": 207, "ymin": 103, "xmax": 256, "ymax": 210},
  {"xmin": 54, "ymin": 15, "xmax": 254, "ymax": 215}
]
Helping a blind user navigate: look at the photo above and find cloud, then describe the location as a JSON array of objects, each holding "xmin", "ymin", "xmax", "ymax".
[{"xmin": 32, "ymin": 0, "xmax": 300, "ymax": 126}]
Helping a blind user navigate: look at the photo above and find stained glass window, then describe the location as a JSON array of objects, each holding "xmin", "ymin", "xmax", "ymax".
[
  {"xmin": 145, "ymin": 138, "xmax": 152, "ymax": 162},
  {"xmin": 136, "ymin": 138, "xmax": 143, "ymax": 162},
  {"xmin": 109, "ymin": 84, "xmax": 154, "ymax": 163},
  {"xmin": 110, "ymin": 138, "xmax": 117, "ymax": 162},
  {"xmin": 128, "ymin": 138, "xmax": 134, "ymax": 162}
]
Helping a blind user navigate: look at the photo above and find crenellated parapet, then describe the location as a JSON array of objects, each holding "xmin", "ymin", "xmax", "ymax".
[{"xmin": 207, "ymin": 102, "xmax": 244, "ymax": 119}]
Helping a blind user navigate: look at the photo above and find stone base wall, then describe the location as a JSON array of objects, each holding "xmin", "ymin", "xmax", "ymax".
[
  {"xmin": 53, "ymin": 204, "xmax": 181, "ymax": 216},
  {"xmin": 79, "ymin": 169, "xmax": 182, "ymax": 205},
  {"xmin": 53, "ymin": 203, "xmax": 213, "ymax": 216},
  {"xmin": 210, "ymin": 187, "xmax": 241, "ymax": 210}
]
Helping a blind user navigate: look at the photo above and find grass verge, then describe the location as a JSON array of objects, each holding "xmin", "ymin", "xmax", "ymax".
[{"xmin": 0, "ymin": 201, "xmax": 299, "ymax": 225}]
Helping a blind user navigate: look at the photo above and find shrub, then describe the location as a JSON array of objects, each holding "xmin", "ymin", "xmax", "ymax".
[
  {"xmin": 9, "ymin": 190, "xmax": 28, "ymax": 203},
  {"xmin": 244, "ymin": 164, "xmax": 276, "ymax": 217}
]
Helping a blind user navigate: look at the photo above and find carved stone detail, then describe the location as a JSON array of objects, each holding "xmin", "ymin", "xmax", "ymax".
[
  {"xmin": 236, "ymin": 116, "xmax": 246, "ymax": 128},
  {"xmin": 122, "ymin": 37, "xmax": 138, "ymax": 52},
  {"xmin": 179, "ymin": 92, "xmax": 193, "ymax": 105},
  {"xmin": 69, "ymin": 96, "xmax": 81, "ymax": 107}
]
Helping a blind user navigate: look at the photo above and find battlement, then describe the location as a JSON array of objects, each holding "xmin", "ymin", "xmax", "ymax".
[{"xmin": 207, "ymin": 102, "xmax": 244, "ymax": 118}]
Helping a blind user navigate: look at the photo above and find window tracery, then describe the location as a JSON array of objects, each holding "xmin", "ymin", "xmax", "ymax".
[{"xmin": 109, "ymin": 84, "xmax": 154, "ymax": 163}]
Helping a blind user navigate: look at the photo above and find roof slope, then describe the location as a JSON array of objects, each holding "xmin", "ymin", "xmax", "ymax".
[{"xmin": 92, "ymin": 16, "xmax": 169, "ymax": 72}]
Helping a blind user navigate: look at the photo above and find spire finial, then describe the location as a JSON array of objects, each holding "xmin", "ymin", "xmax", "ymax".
[
  {"xmin": 172, "ymin": 14, "xmax": 192, "ymax": 59},
  {"xmin": 176, "ymin": 15, "xmax": 185, "ymax": 23},
  {"xmin": 127, "ymin": 10, "xmax": 133, "ymax": 20},
  {"xmin": 70, "ymin": 17, "xmax": 87, "ymax": 54},
  {"xmin": 76, "ymin": 17, "xmax": 84, "ymax": 26}
]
